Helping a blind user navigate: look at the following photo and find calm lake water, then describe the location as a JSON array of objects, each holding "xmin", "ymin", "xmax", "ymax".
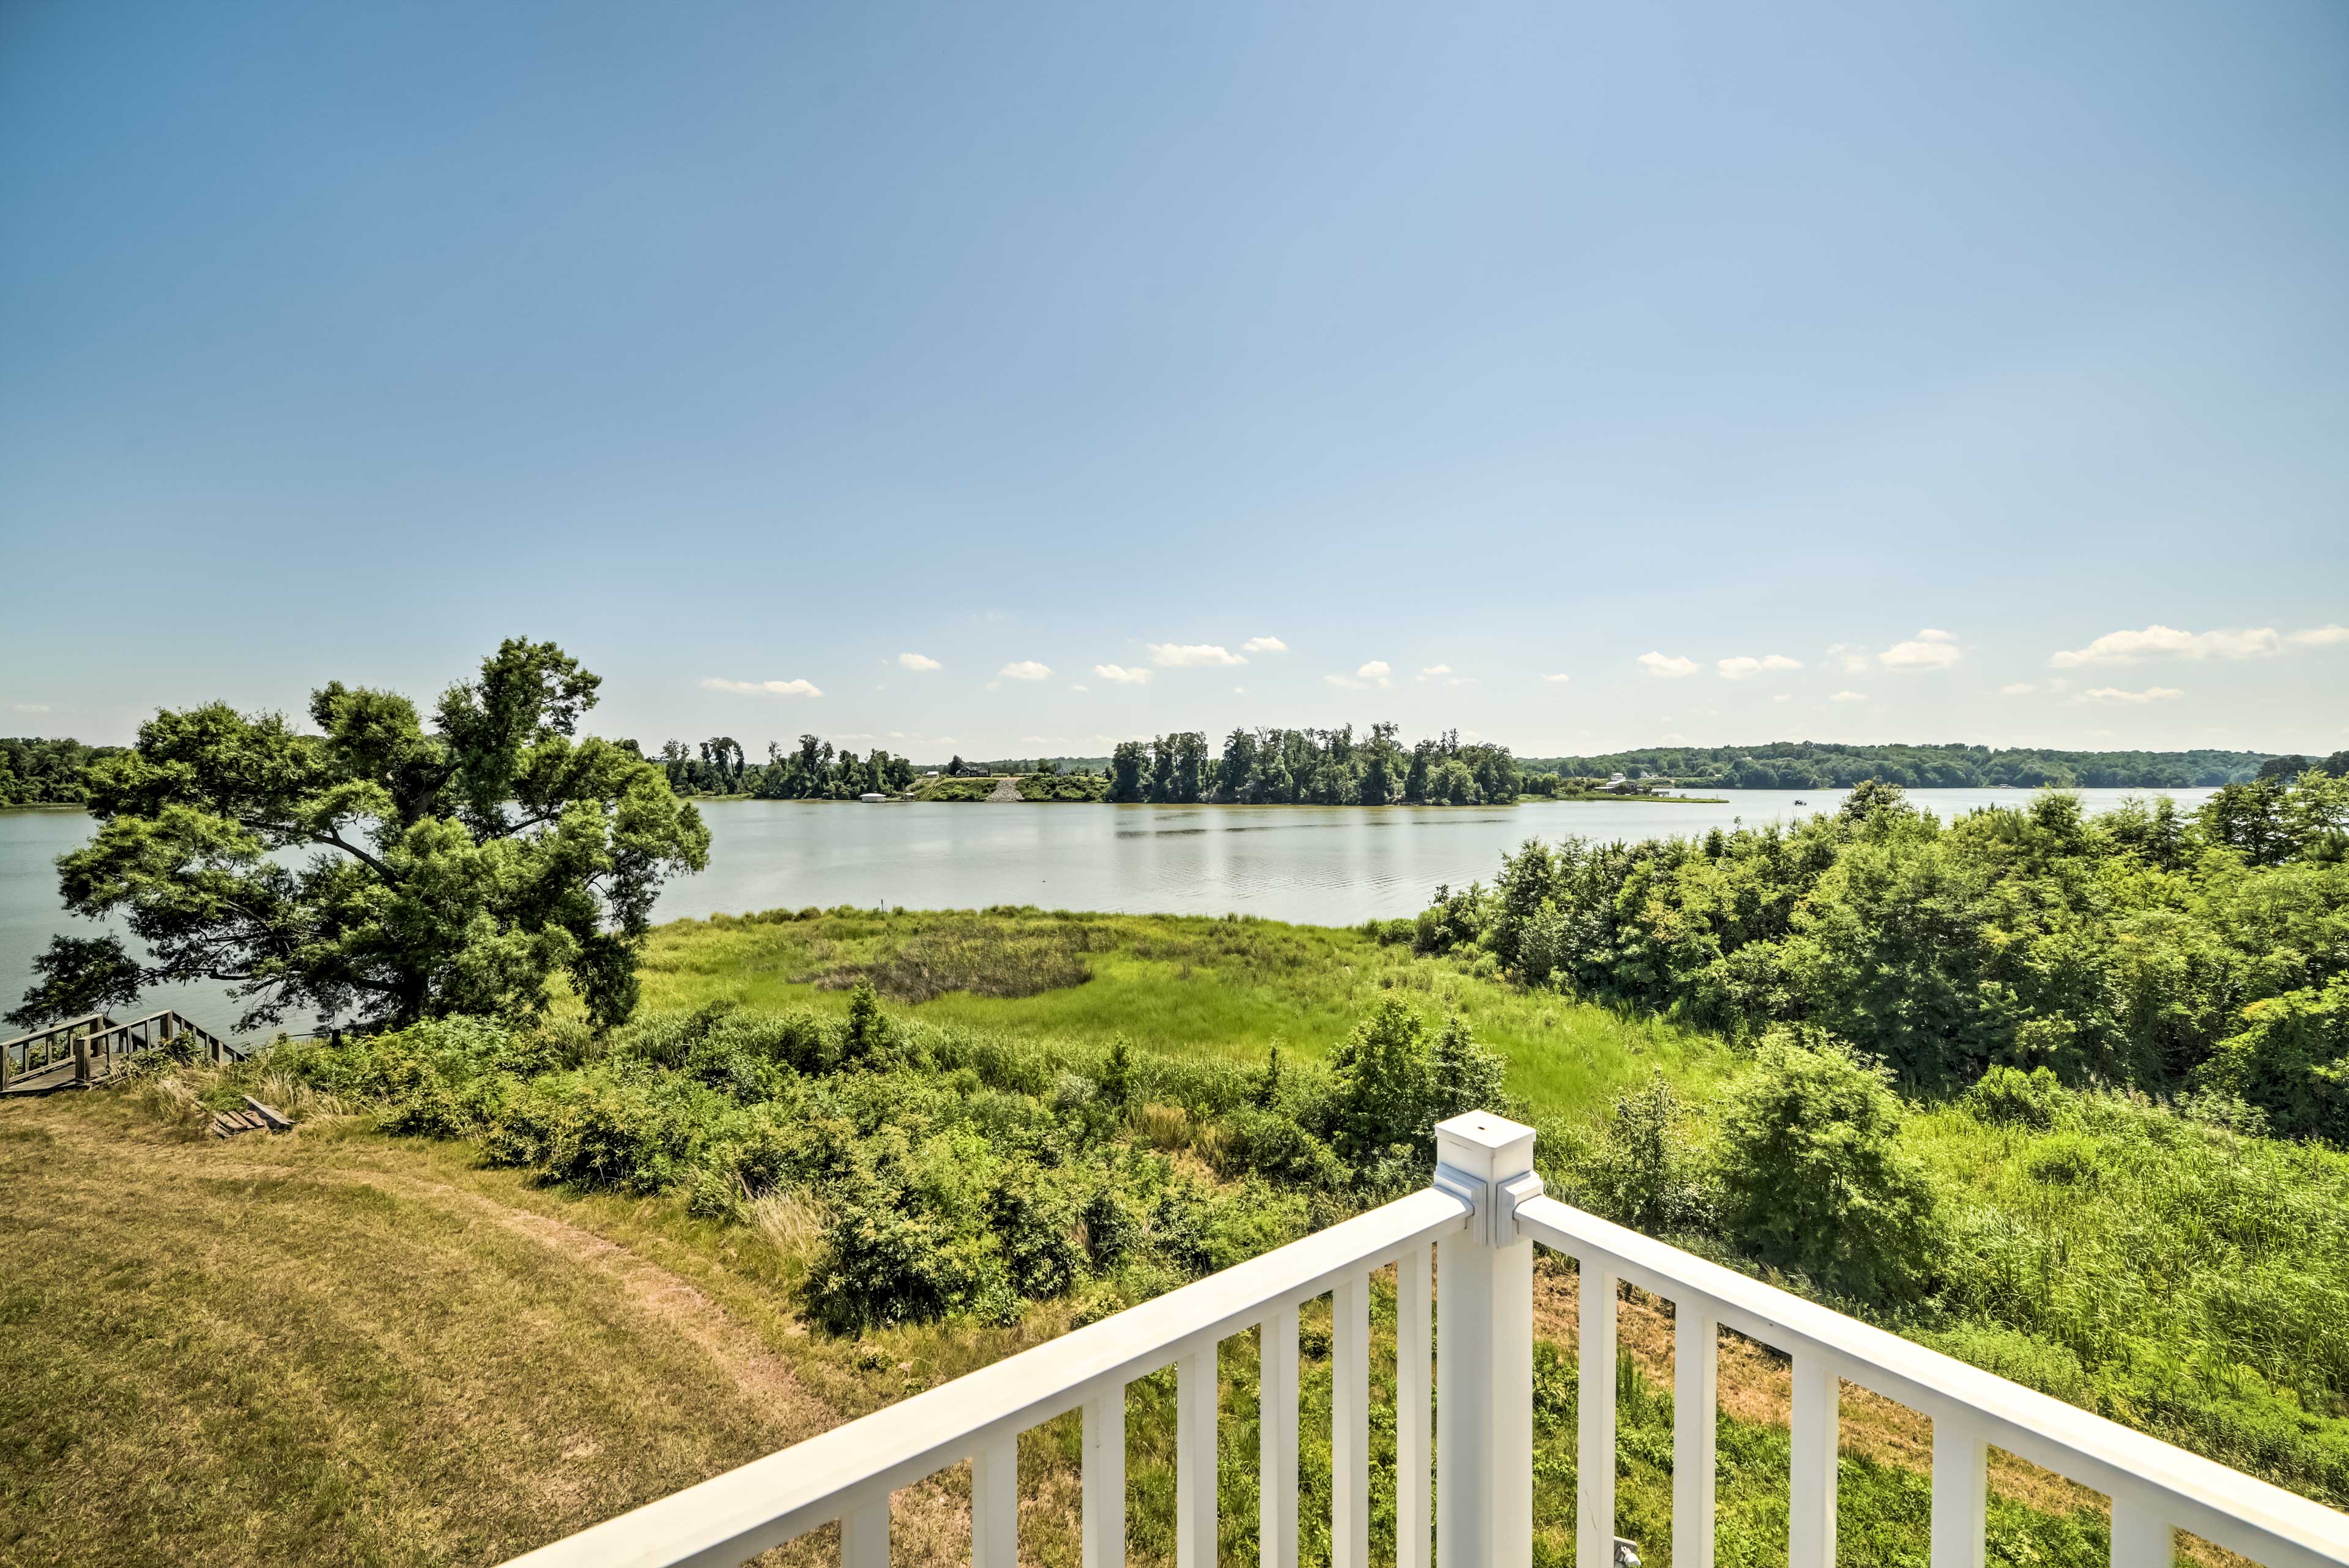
[{"xmin": 3, "ymin": 787, "xmax": 2214, "ymax": 1037}]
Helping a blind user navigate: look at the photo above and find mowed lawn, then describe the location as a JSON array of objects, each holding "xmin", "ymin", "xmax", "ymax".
[
  {"xmin": 0, "ymin": 1096, "xmax": 1011, "ymax": 1568},
  {"xmin": 634, "ymin": 908, "xmax": 1733, "ymax": 1124}
]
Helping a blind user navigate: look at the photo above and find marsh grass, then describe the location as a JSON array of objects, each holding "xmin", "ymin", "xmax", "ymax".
[{"xmin": 636, "ymin": 908, "xmax": 1732, "ymax": 1123}]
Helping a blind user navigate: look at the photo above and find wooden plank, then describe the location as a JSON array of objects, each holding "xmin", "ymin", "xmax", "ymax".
[{"xmin": 243, "ymin": 1096, "xmax": 294, "ymax": 1132}]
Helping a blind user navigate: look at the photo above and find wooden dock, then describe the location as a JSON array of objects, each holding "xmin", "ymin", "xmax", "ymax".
[{"xmin": 1, "ymin": 1008, "xmax": 246, "ymax": 1096}]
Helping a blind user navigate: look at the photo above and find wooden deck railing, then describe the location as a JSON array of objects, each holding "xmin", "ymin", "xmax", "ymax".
[
  {"xmin": 496, "ymin": 1111, "xmax": 2349, "ymax": 1568},
  {"xmin": 1, "ymin": 1008, "xmax": 240, "ymax": 1092}
]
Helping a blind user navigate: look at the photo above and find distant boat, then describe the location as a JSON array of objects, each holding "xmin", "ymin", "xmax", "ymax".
[{"xmin": 859, "ymin": 793, "xmax": 887, "ymax": 802}]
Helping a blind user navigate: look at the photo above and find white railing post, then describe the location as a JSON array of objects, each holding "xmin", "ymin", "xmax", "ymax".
[
  {"xmin": 1579, "ymin": 1257, "xmax": 1617, "ymax": 1568},
  {"xmin": 973, "ymin": 1433, "xmax": 1017, "ymax": 1568},
  {"xmin": 841, "ymin": 1497, "xmax": 888, "ymax": 1568},
  {"xmin": 1790, "ymin": 1353, "xmax": 1839, "ymax": 1567},
  {"xmin": 1332, "ymin": 1271, "xmax": 1370, "ymax": 1568},
  {"xmin": 1176, "ymin": 1345, "xmax": 1218, "ymax": 1568},
  {"xmin": 1261, "ymin": 1305, "xmax": 1299, "ymax": 1568},
  {"xmin": 1396, "ymin": 1244, "xmax": 1433, "ymax": 1568},
  {"xmin": 1673, "ymin": 1302, "xmax": 1718, "ymax": 1568},
  {"xmin": 2109, "ymin": 1500, "xmax": 2172, "ymax": 1567},
  {"xmin": 1433, "ymin": 1112, "xmax": 1539, "ymax": 1568},
  {"xmin": 1084, "ymin": 1388, "xmax": 1126, "ymax": 1568},
  {"xmin": 1931, "ymin": 1415, "xmax": 1987, "ymax": 1568}
]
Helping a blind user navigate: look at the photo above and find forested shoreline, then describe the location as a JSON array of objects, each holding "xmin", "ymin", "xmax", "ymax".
[
  {"xmin": 1416, "ymin": 767, "xmax": 2349, "ymax": 1139},
  {"xmin": 15, "ymin": 728, "xmax": 2328, "ymax": 808},
  {"xmin": 1529, "ymin": 739, "xmax": 2325, "ymax": 790}
]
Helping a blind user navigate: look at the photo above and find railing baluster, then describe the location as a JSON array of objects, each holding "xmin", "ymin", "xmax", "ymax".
[
  {"xmin": 1578, "ymin": 1263, "xmax": 1618, "ymax": 1568},
  {"xmin": 2109, "ymin": 1500, "xmax": 2172, "ymax": 1566},
  {"xmin": 841, "ymin": 1496, "xmax": 888, "ymax": 1568},
  {"xmin": 1332, "ymin": 1270, "xmax": 1370, "ymax": 1568},
  {"xmin": 1396, "ymin": 1244, "xmax": 1431, "ymax": 1568},
  {"xmin": 1261, "ymin": 1304, "xmax": 1299, "ymax": 1568},
  {"xmin": 1930, "ymin": 1414, "xmax": 1987, "ymax": 1568},
  {"xmin": 1790, "ymin": 1353, "xmax": 1839, "ymax": 1567},
  {"xmin": 1085, "ymin": 1386, "xmax": 1126, "ymax": 1568},
  {"xmin": 1176, "ymin": 1345, "xmax": 1218, "ymax": 1568},
  {"xmin": 1673, "ymin": 1301, "xmax": 1718, "ymax": 1568},
  {"xmin": 973, "ymin": 1432, "xmax": 1017, "ymax": 1568}
]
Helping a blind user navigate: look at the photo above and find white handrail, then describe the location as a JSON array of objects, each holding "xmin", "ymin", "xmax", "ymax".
[
  {"xmin": 502, "ymin": 1185, "xmax": 1470, "ymax": 1568},
  {"xmin": 498, "ymin": 1112, "xmax": 2349, "ymax": 1568},
  {"xmin": 1515, "ymin": 1192, "xmax": 2349, "ymax": 1568}
]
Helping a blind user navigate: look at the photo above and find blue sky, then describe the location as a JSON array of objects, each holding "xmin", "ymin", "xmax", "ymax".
[{"xmin": 4, "ymin": 1, "xmax": 2344, "ymax": 760}]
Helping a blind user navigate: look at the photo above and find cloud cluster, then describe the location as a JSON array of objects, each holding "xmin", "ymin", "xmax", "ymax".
[
  {"xmin": 1093, "ymin": 664, "xmax": 1151, "ymax": 685},
  {"xmin": 997, "ymin": 660, "xmax": 1052, "ymax": 681},
  {"xmin": 702, "ymin": 677, "xmax": 822, "ymax": 697},
  {"xmin": 1149, "ymin": 643, "xmax": 1246, "ymax": 667},
  {"xmin": 897, "ymin": 653, "xmax": 941, "ymax": 671},
  {"xmin": 1326, "ymin": 660, "xmax": 1393, "ymax": 691},
  {"xmin": 1716, "ymin": 654, "xmax": 1802, "ymax": 681},
  {"xmin": 1829, "ymin": 690, "xmax": 1866, "ymax": 703},
  {"xmin": 1541, "ymin": 672, "xmax": 1572, "ymax": 684},
  {"xmin": 1879, "ymin": 629, "xmax": 1961, "ymax": 670},
  {"xmin": 2050, "ymin": 624, "xmax": 2282, "ymax": 667},
  {"xmin": 1241, "ymin": 635, "xmax": 1288, "ymax": 654},
  {"xmin": 2077, "ymin": 686, "xmax": 2186, "ymax": 705},
  {"xmin": 1637, "ymin": 652, "xmax": 1699, "ymax": 679}
]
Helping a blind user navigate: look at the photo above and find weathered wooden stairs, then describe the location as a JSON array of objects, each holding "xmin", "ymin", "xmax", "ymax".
[{"xmin": 0, "ymin": 1008, "xmax": 247, "ymax": 1096}]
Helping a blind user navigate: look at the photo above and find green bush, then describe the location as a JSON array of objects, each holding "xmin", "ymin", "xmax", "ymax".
[
  {"xmin": 1211, "ymin": 1108, "xmax": 1349, "ymax": 1189},
  {"xmin": 1586, "ymin": 1072, "xmax": 1710, "ymax": 1234},
  {"xmin": 2194, "ymin": 980, "xmax": 2349, "ymax": 1144},
  {"xmin": 1962, "ymin": 1065, "xmax": 2071, "ymax": 1131},
  {"xmin": 1713, "ymin": 1028, "xmax": 1941, "ymax": 1302}
]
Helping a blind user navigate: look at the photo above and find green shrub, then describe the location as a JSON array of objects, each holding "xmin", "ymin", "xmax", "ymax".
[
  {"xmin": 2194, "ymin": 980, "xmax": 2349, "ymax": 1144},
  {"xmin": 1211, "ymin": 1108, "xmax": 1349, "ymax": 1189},
  {"xmin": 1713, "ymin": 1028, "xmax": 1941, "ymax": 1303},
  {"xmin": 1586, "ymin": 1072, "xmax": 1710, "ymax": 1234},
  {"xmin": 1963, "ymin": 1065, "xmax": 2071, "ymax": 1131}
]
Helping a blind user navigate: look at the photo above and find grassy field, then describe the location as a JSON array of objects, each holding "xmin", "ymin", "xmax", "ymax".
[
  {"xmin": 635, "ymin": 908, "xmax": 1734, "ymax": 1126},
  {"xmin": 5, "ymin": 908, "xmax": 2322, "ymax": 1567},
  {"xmin": 1, "ymin": 1088, "xmax": 2147, "ymax": 1568}
]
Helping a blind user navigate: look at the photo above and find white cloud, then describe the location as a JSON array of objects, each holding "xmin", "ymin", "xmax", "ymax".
[
  {"xmin": 1148, "ymin": 643, "xmax": 1245, "ymax": 667},
  {"xmin": 1658, "ymin": 731, "xmax": 1690, "ymax": 745},
  {"xmin": 1068, "ymin": 684, "xmax": 1089, "ymax": 693},
  {"xmin": 1637, "ymin": 652, "xmax": 1700, "ymax": 679},
  {"xmin": 1541, "ymin": 673, "xmax": 1572, "ymax": 684},
  {"xmin": 2288, "ymin": 624, "xmax": 2349, "ymax": 647},
  {"xmin": 1825, "ymin": 642, "xmax": 1873, "ymax": 673},
  {"xmin": 2000, "ymin": 682, "xmax": 2036, "ymax": 697},
  {"xmin": 2077, "ymin": 686, "xmax": 2187, "ymax": 705},
  {"xmin": 1829, "ymin": 690, "xmax": 1867, "ymax": 703},
  {"xmin": 1094, "ymin": 664, "xmax": 1152, "ymax": 685},
  {"xmin": 1241, "ymin": 635, "xmax": 1288, "ymax": 654},
  {"xmin": 1420, "ymin": 664, "xmax": 1452, "ymax": 676},
  {"xmin": 1716, "ymin": 653, "xmax": 1803, "ymax": 680},
  {"xmin": 2049, "ymin": 624, "xmax": 2282, "ymax": 668},
  {"xmin": 998, "ymin": 660, "xmax": 1052, "ymax": 681},
  {"xmin": 1323, "ymin": 660, "xmax": 1393, "ymax": 690},
  {"xmin": 897, "ymin": 653, "xmax": 941, "ymax": 671},
  {"xmin": 13, "ymin": 702, "xmax": 50, "ymax": 714},
  {"xmin": 1880, "ymin": 631, "xmax": 1963, "ymax": 670},
  {"xmin": 702, "ymin": 676, "xmax": 823, "ymax": 697}
]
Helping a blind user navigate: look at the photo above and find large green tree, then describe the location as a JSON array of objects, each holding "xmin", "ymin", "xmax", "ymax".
[{"xmin": 8, "ymin": 640, "xmax": 710, "ymax": 1033}]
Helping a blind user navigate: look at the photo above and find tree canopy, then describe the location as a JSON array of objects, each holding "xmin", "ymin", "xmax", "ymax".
[{"xmin": 7, "ymin": 639, "xmax": 710, "ymax": 1034}]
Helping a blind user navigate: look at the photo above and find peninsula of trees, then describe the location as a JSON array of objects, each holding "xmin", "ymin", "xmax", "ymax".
[{"xmin": 1527, "ymin": 741, "xmax": 2314, "ymax": 790}]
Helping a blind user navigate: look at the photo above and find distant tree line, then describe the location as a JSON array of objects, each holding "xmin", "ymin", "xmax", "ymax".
[
  {"xmin": 1107, "ymin": 725, "xmax": 1521, "ymax": 805},
  {"xmin": 1524, "ymin": 741, "xmax": 2317, "ymax": 791},
  {"xmin": 0, "ymin": 738, "xmax": 125, "ymax": 805},
  {"xmin": 639, "ymin": 735, "xmax": 918, "ymax": 799}
]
